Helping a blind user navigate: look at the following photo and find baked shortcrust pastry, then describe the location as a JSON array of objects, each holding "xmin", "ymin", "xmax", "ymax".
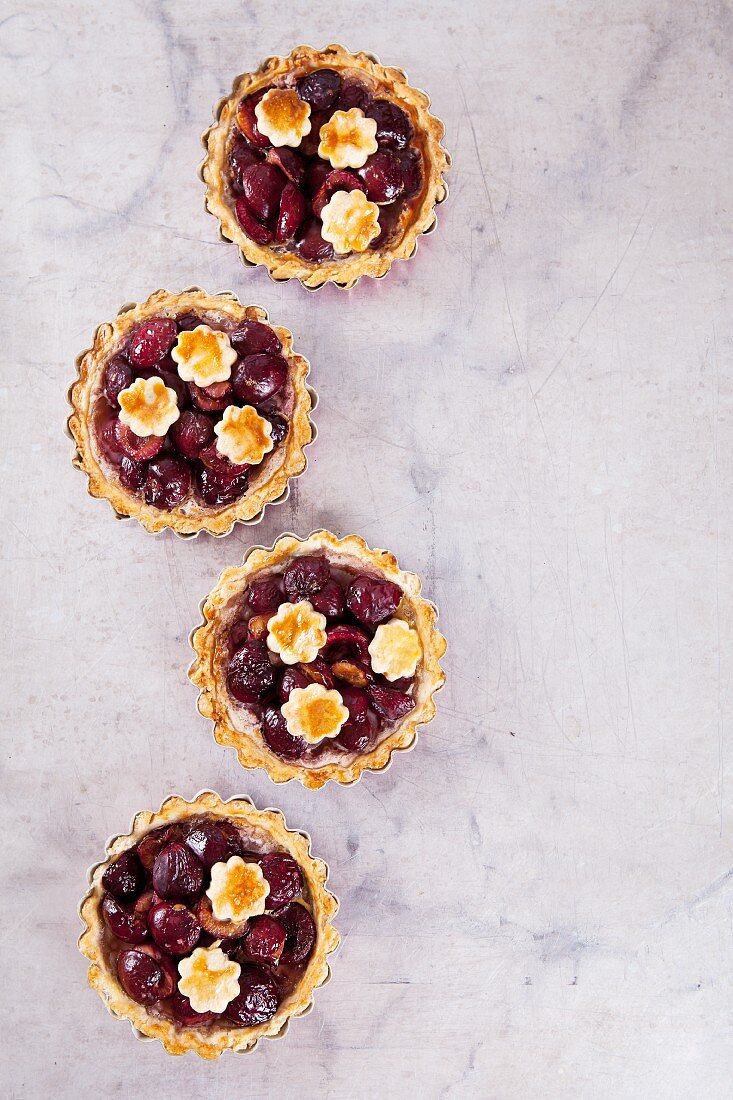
[
  {"xmin": 202, "ymin": 44, "xmax": 450, "ymax": 289},
  {"xmin": 78, "ymin": 792, "xmax": 339, "ymax": 1058},
  {"xmin": 190, "ymin": 531, "xmax": 447, "ymax": 789},
  {"xmin": 68, "ymin": 289, "xmax": 314, "ymax": 535}
]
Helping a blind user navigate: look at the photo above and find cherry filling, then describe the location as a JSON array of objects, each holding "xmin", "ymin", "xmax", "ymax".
[
  {"xmin": 224, "ymin": 556, "xmax": 418, "ymax": 764},
  {"xmin": 99, "ymin": 816, "xmax": 317, "ymax": 1026},
  {"xmin": 93, "ymin": 311, "xmax": 292, "ymax": 512},
  {"xmin": 225, "ymin": 68, "xmax": 425, "ymax": 262}
]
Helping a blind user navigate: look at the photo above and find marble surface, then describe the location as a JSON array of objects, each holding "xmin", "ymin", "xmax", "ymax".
[{"xmin": 2, "ymin": 1, "xmax": 732, "ymax": 1096}]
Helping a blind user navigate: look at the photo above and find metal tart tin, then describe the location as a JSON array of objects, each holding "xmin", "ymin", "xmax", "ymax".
[
  {"xmin": 66, "ymin": 288, "xmax": 318, "ymax": 538},
  {"xmin": 200, "ymin": 43, "xmax": 451, "ymax": 291},
  {"xmin": 78, "ymin": 790, "xmax": 340, "ymax": 1057}
]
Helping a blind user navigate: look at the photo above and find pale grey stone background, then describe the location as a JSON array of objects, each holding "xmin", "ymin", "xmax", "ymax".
[{"xmin": 2, "ymin": 0, "xmax": 732, "ymax": 1097}]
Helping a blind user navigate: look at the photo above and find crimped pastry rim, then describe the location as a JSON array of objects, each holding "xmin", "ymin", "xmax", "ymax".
[
  {"xmin": 67, "ymin": 288, "xmax": 316, "ymax": 536},
  {"xmin": 201, "ymin": 43, "xmax": 451, "ymax": 290},
  {"xmin": 189, "ymin": 530, "xmax": 447, "ymax": 789},
  {"xmin": 77, "ymin": 790, "xmax": 340, "ymax": 1058}
]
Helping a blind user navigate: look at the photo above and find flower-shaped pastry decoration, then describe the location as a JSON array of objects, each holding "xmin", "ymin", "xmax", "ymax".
[
  {"xmin": 318, "ymin": 107, "xmax": 378, "ymax": 169},
  {"xmin": 177, "ymin": 945, "xmax": 241, "ymax": 1015},
  {"xmin": 254, "ymin": 88, "xmax": 312, "ymax": 148},
  {"xmin": 206, "ymin": 856, "xmax": 270, "ymax": 922},
  {"xmin": 266, "ymin": 600, "xmax": 328, "ymax": 665},
  {"xmin": 171, "ymin": 325, "xmax": 237, "ymax": 387},
  {"xmin": 320, "ymin": 189, "xmax": 381, "ymax": 255},
  {"xmin": 214, "ymin": 405, "xmax": 273, "ymax": 466},
  {"xmin": 368, "ymin": 618, "xmax": 422, "ymax": 681},
  {"xmin": 281, "ymin": 683, "xmax": 350, "ymax": 744},
  {"xmin": 117, "ymin": 376, "xmax": 180, "ymax": 437}
]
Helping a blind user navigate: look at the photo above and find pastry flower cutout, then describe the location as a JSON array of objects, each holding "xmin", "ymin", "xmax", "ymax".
[
  {"xmin": 214, "ymin": 404, "xmax": 273, "ymax": 465},
  {"xmin": 206, "ymin": 856, "xmax": 270, "ymax": 922},
  {"xmin": 368, "ymin": 618, "xmax": 422, "ymax": 681},
  {"xmin": 254, "ymin": 88, "xmax": 312, "ymax": 148},
  {"xmin": 171, "ymin": 325, "xmax": 237, "ymax": 387},
  {"xmin": 318, "ymin": 107, "xmax": 378, "ymax": 169},
  {"xmin": 117, "ymin": 376, "xmax": 180, "ymax": 437},
  {"xmin": 267, "ymin": 600, "xmax": 328, "ymax": 665},
  {"xmin": 320, "ymin": 190, "xmax": 381, "ymax": 255},
  {"xmin": 281, "ymin": 682, "xmax": 350, "ymax": 744},
  {"xmin": 177, "ymin": 945, "xmax": 241, "ymax": 1014}
]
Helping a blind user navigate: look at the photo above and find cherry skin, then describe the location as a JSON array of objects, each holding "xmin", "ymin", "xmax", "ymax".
[
  {"xmin": 257, "ymin": 852, "xmax": 302, "ymax": 909},
  {"xmin": 225, "ymin": 966, "xmax": 279, "ymax": 1025},
  {"xmin": 262, "ymin": 706, "xmax": 309, "ymax": 759},
  {"xmin": 148, "ymin": 901, "xmax": 201, "ymax": 955},
  {"xmin": 152, "ymin": 842, "xmax": 204, "ymax": 901},
  {"xmin": 246, "ymin": 575, "xmax": 285, "ymax": 611},
  {"xmin": 128, "ymin": 319, "xmax": 178, "ymax": 368},
  {"xmin": 228, "ymin": 641, "xmax": 277, "ymax": 703},
  {"xmin": 230, "ymin": 321, "xmax": 281, "ymax": 357},
  {"xmin": 117, "ymin": 947, "xmax": 171, "ymax": 1005},
  {"xmin": 102, "ymin": 849, "xmax": 145, "ymax": 901},
  {"xmin": 182, "ymin": 819, "xmax": 242, "ymax": 869},
  {"xmin": 243, "ymin": 915, "xmax": 286, "ymax": 966},
  {"xmin": 102, "ymin": 895, "xmax": 149, "ymax": 943},
  {"xmin": 279, "ymin": 902, "xmax": 317, "ymax": 965}
]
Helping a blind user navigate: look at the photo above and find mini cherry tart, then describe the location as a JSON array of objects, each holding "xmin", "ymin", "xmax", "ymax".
[
  {"xmin": 68, "ymin": 289, "xmax": 314, "ymax": 535},
  {"xmin": 190, "ymin": 531, "xmax": 447, "ymax": 789},
  {"xmin": 202, "ymin": 44, "xmax": 450, "ymax": 288},
  {"xmin": 78, "ymin": 793, "xmax": 339, "ymax": 1059}
]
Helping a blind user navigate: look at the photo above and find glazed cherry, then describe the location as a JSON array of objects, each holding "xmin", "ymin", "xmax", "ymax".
[
  {"xmin": 148, "ymin": 901, "xmax": 201, "ymax": 955},
  {"xmin": 267, "ymin": 414, "xmax": 289, "ymax": 446},
  {"xmin": 136, "ymin": 826, "xmax": 181, "ymax": 872},
  {"xmin": 228, "ymin": 640, "xmax": 277, "ymax": 703},
  {"xmin": 346, "ymin": 574, "xmax": 403, "ymax": 625},
  {"xmin": 236, "ymin": 93, "xmax": 270, "ymax": 148},
  {"xmin": 310, "ymin": 579, "xmax": 346, "ymax": 620},
  {"xmin": 368, "ymin": 682, "xmax": 416, "ymax": 723},
  {"xmin": 258, "ymin": 852, "xmax": 302, "ymax": 909},
  {"xmin": 247, "ymin": 575, "xmax": 285, "ymax": 611},
  {"xmin": 119, "ymin": 456, "xmax": 147, "ymax": 491},
  {"xmin": 229, "ymin": 136, "xmax": 262, "ymax": 191},
  {"xmin": 283, "ymin": 556, "xmax": 330, "ymax": 601},
  {"xmin": 279, "ymin": 902, "xmax": 317, "ymax": 965},
  {"xmin": 262, "ymin": 706, "xmax": 309, "ymax": 759},
  {"xmin": 244, "ymin": 915, "xmax": 286, "ymax": 966},
  {"xmin": 102, "ymin": 895, "xmax": 149, "ymax": 943},
  {"xmin": 171, "ymin": 411, "xmax": 214, "ymax": 459},
  {"xmin": 396, "ymin": 147, "xmax": 423, "ymax": 196},
  {"xmin": 266, "ymin": 147, "xmax": 306, "ymax": 188},
  {"xmin": 128, "ymin": 319, "xmax": 178, "ymax": 368},
  {"xmin": 152, "ymin": 842, "xmax": 204, "ymax": 901},
  {"xmin": 240, "ymin": 163, "xmax": 286, "ymax": 224},
  {"xmin": 235, "ymin": 197, "xmax": 273, "ymax": 244},
  {"xmin": 196, "ymin": 466, "xmax": 249, "ymax": 507},
  {"xmin": 169, "ymin": 989, "xmax": 219, "ymax": 1025},
  {"xmin": 104, "ymin": 357, "xmax": 133, "ymax": 405},
  {"xmin": 143, "ymin": 457, "xmax": 192, "ymax": 508},
  {"xmin": 337, "ymin": 720, "xmax": 372, "ymax": 754},
  {"xmin": 114, "ymin": 420, "xmax": 165, "ymax": 462},
  {"xmin": 102, "ymin": 849, "xmax": 145, "ymax": 901},
  {"xmin": 296, "ymin": 218, "xmax": 334, "ymax": 262},
  {"xmin": 367, "ymin": 99, "xmax": 413, "ymax": 148},
  {"xmin": 322, "ymin": 622, "xmax": 372, "ymax": 663},
  {"xmin": 337, "ymin": 79, "xmax": 371, "ymax": 112},
  {"xmin": 276, "ymin": 182, "xmax": 307, "ymax": 242},
  {"xmin": 188, "ymin": 380, "xmax": 231, "ymax": 412},
  {"xmin": 232, "ymin": 353, "xmax": 287, "ymax": 405},
  {"xmin": 297, "ymin": 68, "xmax": 341, "ymax": 110},
  {"xmin": 182, "ymin": 819, "xmax": 242, "ymax": 869},
  {"xmin": 230, "ymin": 320, "xmax": 281, "ymax": 357},
  {"xmin": 225, "ymin": 966, "xmax": 279, "ymax": 1026},
  {"xmin": 305, "ymin": 160, "xmax": 331, "ymax": 197},
  {"xmin": 312, "ymin": 169, "xmax": 365, "ymax": 217},
  {"xmin": 117, "ymin": 947, "xmax": 173, "ymax": 1005},
  {"xmin": 358, "ymin": 151, "xmax": 405, "ymax": 204},
  {"xmin": 277, "ymin": 668, "xmax": 310, "ymax": 703}
]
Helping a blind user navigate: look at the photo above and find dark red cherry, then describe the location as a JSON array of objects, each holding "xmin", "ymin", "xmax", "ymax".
[
  {"xmin": 296, "ymin": 218, "xmax": 334, "ymax": 262},
  {"xmin": 114, "ymin": 419, "xmax": 165, "ymax": 462},
  {"xmin": 310, "ymin": 579, "xmax": 346, "ymax": 620},
  {"xmin": 368, "ymin": 682, "xmax": 415, "ymax": 723},
  {"xmin": 346, "ymin": 575, "xmax": 403, "ymax": 625},
  {"xmin": 297, "ymin": 68, "xmax": 341, "ymax": 110},
  {"xmin": 182, "ymin": 819, "xmax": 242, "ymax": 869},
  {"xmin": 229, "ymin": 136, "xmax": 263, "ymax": 191},
  {"xmin": 358, "ymin": 150, "xmax": 404, "ymax": 204},
  {"xmin": 102, "ymin": 894, "xmax": 149, "ymax": 943},
  {"xmin": 240, "ymin": 163, "xmax": 286, "ymax": 224},
  {"xmin": 396, "ymin": 147, "xmax": 423, "ymax": 197},
  {"xmin": 275, "ymin": 182, "xmax": 306, "ymax": 242},
  {"xmin": 279, "ymin": 902, "xmax": 316, "ymax": 965},
  {"xmin": 243, "ymin": 915, "xmax": 286, "ymax": 966},
  {"xmin": 171, "ymin": 410, "xmax": 214, "ymax": 459},
  {"xmin": 267, "ymin": 414, "xmax": 289, "ymax": 447},
  {"xmin": 299, "ymin": 109, "xmax": 330, "ymax": 157},
  {"xmin": 152, "ymin": 842, "xmax": 204, "ymax": 901},
  {"xmin": 235, "ymin": 197, "xmax": 274, "ymax": 244},
  {"xmin": 277, "ymin": 667, "xmax": 310, "ymax": 702},
  {"xmin": 157, "ymin": 367, "xmax": 187, "ymax": 407},
  {"xmin": 262, "ymin": 706, "xmax": 308, "ymax": 759},
  {"xmin": 196, "ymin": 466, "xmax": 250, "ymax": 507},
  {"xmin": 136, "ymin": 825, "xmax": 181, "ymax": 872},
  {"xmin": 102, "ymin": 849, "xmax": 145, "ymax": 901},
  {"xmin": 283, "ymin": 556, "xmax": 330, "ymax": 601},
  {"xmin": 230, "ymin": 320, "xmax": 281, "ymax": 357},
  {"xmin": 187, "ymin": 381, "xmax": 231, "ymax": 412},
  {"xmin": 258, "ymin": 852, "xmax": 302, "ymax": 909},
  {"xmin": 104, "ymin": 357, "xmax": 133, "ymax": 405},
  {"xmin": 337, "ymin": 720, "xmax": 372, "ymax": 754},
  {"xmin": 228, "ymin": 641, "xmax": 276, "ymax": 703},
  {"xmin": 305, "ymin": 161, "xmax": 331, "ymax": 198},
  {"xmin": 168, "ymin": 989, "xmax": 219, "ymax": 1025},
  {"xmin": 312, "ymin": 169, "xmax": 365, "ymax": 217},
  {"xmin": 232, "ymin": 353, "xmax": 288, "ymax": 405},
  {"xmin": 266, "ymin": 147, "xmax": 306, "ymax": 188},
  {"xmin": 128, "ymin": 319, "xmax": 178, "ymax": 368},
  {"xmin": 116, "ymin": 947, "xmax": 171, "ymax": 1005},
  {"xmin": 148, "ymin": 901, "xmax": 201, "ymax": 955},
  {"xmin": 366, "ymin": 99, "xmax": 413, "ymax": 148},
  {"xmin": 225, "ymin": 966, "xmax": 279, "ymax": 1025},
  {"xmin": 337, "ymin": 80, "xmax": 371, "ymax": 112},
  {"xmin": 143, "ymin": 457, "xmax": 192, "ymax": 509},
  {"xmin": 322, "ymin": 623, "xmax": 372, "ymax": 663},
  {"xmin": 247, "ymin": 575, "xmax": 285, "ymax": 611},
  {"xmin": 119, "ymin": 456, "xmax": 147, "ymax": 491},
  {"xmin": 176, "ymin": 312, "xmax": 202, "ymax": 332},
  {"xmin": 236, "ymin": 93, "xmax": 271, "ymax": 148},
  {"xmin": 96, "ymin": 411, "xmax": 124, "ymax": 464},
  {"xmin": 199, "ymin": 441, "xmax": 248, "ymax": 478},
  {"xmin": 340, "ymin": 684, "xmax": 370, "ymax": 725}
]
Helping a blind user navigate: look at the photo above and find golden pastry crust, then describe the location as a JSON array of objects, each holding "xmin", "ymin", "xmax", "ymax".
[
  {"xmin": 189, "ymin": 531, "xmax": 447, "ymax": 789},
  {"xmin": 201, "ymin": 44, "xmax": 451, "ymax": 290},
  {"xmin": 77, "ymin": 791, "xmax": 340, "ymax": 1059},
  {"xmin": 67, "ymin": 288, "xmax": 315, "ymax": 536}
]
